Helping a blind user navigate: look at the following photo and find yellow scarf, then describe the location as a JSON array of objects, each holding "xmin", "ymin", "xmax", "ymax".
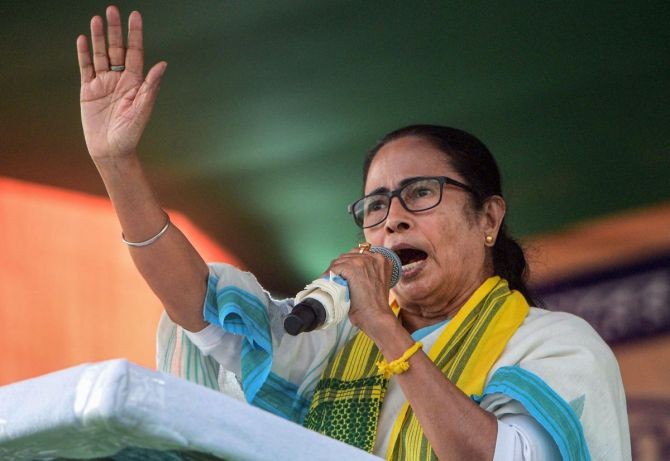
[{"xmin": 303, "ymin": 276, "xmax": 530, "ymax": 460}]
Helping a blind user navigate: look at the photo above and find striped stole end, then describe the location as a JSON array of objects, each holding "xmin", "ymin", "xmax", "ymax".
[
  {"xmin": 304, "ymin": 331, "xmax": 386, "ymax": 452},
  {"xmin": 304, "ymin": 276, "xmax": 529, "ymax": 461},
  {"xmin": 389, "ymin": 279, "xmax": 528, "ymax": 460}
]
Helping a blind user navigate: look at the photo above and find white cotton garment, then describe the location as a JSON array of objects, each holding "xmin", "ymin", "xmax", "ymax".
[
  {"xmin": 184, "ymin": 323, "xmax": 245, "ymax": 400},
  {"xmin": 494, "ymin": 414, "xmax": 562, "ymax": 460},
  {"xmin": 158, "ymin": 263, "xmax": 631, "ymax": 460},
  {"xmin": 188, "ymin": 322, "xmax": 561, "ymax": 460},
  {"xmin": 185, "ymin": 323, "xmax": 242, "ymax": 376}
]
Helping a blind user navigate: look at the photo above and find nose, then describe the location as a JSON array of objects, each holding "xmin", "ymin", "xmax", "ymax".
[{"xmin": 384, "ymin": 196, "xmax": 412, "ymax": 233}]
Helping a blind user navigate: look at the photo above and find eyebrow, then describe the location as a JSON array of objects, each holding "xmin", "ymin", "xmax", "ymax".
[{"xmin": 367, "ymin": 176, "xmax": 428, "ymax": 195}]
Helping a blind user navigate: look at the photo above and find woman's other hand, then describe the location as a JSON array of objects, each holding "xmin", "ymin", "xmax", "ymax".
[{"xmin": 77, "ymin": 6, "xmax": 167, "ymax": 160}]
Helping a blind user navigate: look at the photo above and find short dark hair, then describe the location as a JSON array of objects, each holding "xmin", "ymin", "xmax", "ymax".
[{"xmin": 364, "ymin": 124, "xmax": 535, "ymax": 305}]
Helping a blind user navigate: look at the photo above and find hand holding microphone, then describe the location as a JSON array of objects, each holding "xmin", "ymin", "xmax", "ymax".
[{"xmin": 283, "ymin": 245, "xmax": 402, "ymax": 335}]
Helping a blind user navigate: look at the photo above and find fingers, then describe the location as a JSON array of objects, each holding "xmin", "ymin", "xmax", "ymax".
[
  {"xmin": 76, "ymin": 35, "xmax": 94, "ymax": 84},
  {"xmin": 80, "ymin": 8, "xmax": 144, "ymax": 78},
  {"xmin": 106, "ymin": 5, "xmax": 125, "ymax": 68},
  {"xmin": 141, "ymin": 61, "xmax": 167, "ymax": 97},
  {"xmin": 133, "ymin": 61, "xmax": 168, "ymax": 121},
  {"xmin": 329, "ymin": 251, "xmax": 389, "ymax": 280},
  {"xmin": 89, "ymin": 15, "xmax": 109, "ymax": 72},
  {"xmin": 126, "ymin": 11, "xmax": 144, "ymax": 75}
]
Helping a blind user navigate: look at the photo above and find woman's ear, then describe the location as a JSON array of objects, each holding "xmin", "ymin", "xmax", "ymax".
[{"xmin": 480, "ymin": 195, "xmax": 506, "ymax": 246}]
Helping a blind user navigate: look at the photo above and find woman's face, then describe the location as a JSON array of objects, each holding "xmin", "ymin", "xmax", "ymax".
[{"xmin": 363, "ymin": 136, "xmax": 494, "ymax": 311}]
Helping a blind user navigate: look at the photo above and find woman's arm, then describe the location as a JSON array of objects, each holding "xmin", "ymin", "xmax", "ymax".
[
  {"xmin": 77, "ymin": 6, "xmax": 207, "ymax": 332},
  {"xmin": 329, "ymin": 250, "xmax": 497, "ymax": 460},
  {"xmin": 366, "ymin": 315, "xmax": 498, "ymax": 460}
]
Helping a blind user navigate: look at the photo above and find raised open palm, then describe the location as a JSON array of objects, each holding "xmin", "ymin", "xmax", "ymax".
[{"xmin": 77, "ymin": 6, "xmax": 167, "ymax": 160}]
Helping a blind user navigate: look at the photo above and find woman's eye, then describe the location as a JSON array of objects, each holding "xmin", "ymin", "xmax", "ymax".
[
  {"xmin": 413, "ymin": 187, "xmax": 433, "ymax": 197},
  {"xmin": 366, "ymin": 200, "xmax": 386, "ymax": 212}
]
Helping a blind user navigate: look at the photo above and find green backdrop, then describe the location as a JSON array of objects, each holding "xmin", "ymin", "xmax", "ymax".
[{"xmin": 1, "ymin": 1, "xmax": 668, "ymax": 294}]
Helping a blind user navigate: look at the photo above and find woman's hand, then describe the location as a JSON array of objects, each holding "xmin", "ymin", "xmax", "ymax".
[
  {"xmin": 327, "ymin": 248, "xmax": 399, "ymax": 334},
  {"xmin": 74, "ymin": 7, "xmax": 209, "ymax": 333},
  {"xmin": 77, "ymin": 6, "xmax": 167, "ymax": 160}
]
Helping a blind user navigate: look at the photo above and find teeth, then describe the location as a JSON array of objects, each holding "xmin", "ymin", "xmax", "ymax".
[{"xmin": 402, "ymin": 260, "xmax": 422, "ymax": 271}]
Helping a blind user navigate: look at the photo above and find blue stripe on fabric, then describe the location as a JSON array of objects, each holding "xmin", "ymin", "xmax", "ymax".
[
  {"xmin": 201, "ymin": 273, "xmax": 273, "ymax": 405},
  {"xmin": 217, "ymin": 301, "xmax": 272, "ymax": 351},
  {"xmin": 203, "ymin": 273, "xmax": 220, "ymax": 324},
  {"xmin": 201, "ymin": 271, "xmax": 310, "ymax": 423},
  {"xmin": 253, "ymin": 372, "xmax": 311, "ymax": 423},
  {"xmin": 474, "ymin": 366, "xmax": 591, "ymax": 461},
  {"xmin": 411, "ymin": 319, "xmax": 449, "ymax": 341}
]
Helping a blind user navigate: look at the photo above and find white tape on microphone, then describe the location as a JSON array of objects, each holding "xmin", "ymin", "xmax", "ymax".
[{"xmin": 293, "ymin": 271, "xmax": 350, "ymax": 331}]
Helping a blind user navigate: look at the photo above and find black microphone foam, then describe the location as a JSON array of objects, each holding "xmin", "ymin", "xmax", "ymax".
[{"xmin": 283, "ymin": 298, "xmax": 326, "ymax": 336}]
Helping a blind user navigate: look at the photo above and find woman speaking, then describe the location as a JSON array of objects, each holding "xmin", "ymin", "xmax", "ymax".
[{"xmin": 77, "ymin": 6, "xmax": 630, "ymax": 460}]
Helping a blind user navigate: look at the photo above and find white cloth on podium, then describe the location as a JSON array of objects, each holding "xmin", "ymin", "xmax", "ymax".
[{"xmin": 0, "ymin": 359, "xmax": 380, "ymax": 460}]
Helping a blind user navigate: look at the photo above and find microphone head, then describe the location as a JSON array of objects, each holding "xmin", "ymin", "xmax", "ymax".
[{"xmin": 369, "ymin": 246, "xmax": 403, "ymax": 287}]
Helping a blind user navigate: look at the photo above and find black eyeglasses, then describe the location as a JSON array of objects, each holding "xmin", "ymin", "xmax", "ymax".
[{"xmin": 347, "ymin": 176, "xmax": 476, "ymax": 228}]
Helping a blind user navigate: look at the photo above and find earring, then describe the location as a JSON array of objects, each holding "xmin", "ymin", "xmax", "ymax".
[{"xmin": 485, "ymin": 235, "xmax": 494, "ymax": 244}]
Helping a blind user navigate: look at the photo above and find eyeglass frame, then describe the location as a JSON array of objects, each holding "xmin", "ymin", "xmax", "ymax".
[{"xmin": 347, "ymin": 175, "xmax": 478, "ymax": 229}]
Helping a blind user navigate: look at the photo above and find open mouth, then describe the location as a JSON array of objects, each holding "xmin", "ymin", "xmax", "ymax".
[{"xmin": 395, "ymin": 248, "xmax": 428, "ymax": 271}]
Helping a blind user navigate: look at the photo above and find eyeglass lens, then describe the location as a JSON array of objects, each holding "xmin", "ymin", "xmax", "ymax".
[{"xmin": 355, "ymin": 178, "xmax": 443, "ymax": 227}]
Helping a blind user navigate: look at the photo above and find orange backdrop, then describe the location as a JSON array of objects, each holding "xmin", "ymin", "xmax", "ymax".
[{"xmin": 0, "ymin": 177, "xmax": 240, "ymax": 385}]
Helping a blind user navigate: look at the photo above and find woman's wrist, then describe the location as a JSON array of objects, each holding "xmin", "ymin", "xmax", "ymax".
[
  {"xmin": 362, "ymin": 312, "xmax": 414, "ymax": 358},
  {"xmin": 355, "ymin": 306, "xmax": 395, "ymax": 334},
  {"xmin": 92, "ymin": 150, "xmax": 139, "ymax": 168}
]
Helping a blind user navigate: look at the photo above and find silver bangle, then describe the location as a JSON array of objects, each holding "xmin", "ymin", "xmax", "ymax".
[{"xmin": 122, "ymin": 217, "xmax": 171, "ymax": 247}]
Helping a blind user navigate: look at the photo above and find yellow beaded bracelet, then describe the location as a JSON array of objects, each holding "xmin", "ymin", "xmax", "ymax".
[{"xmin": 377, "ymin": 341, "xmax": 424, "ymax": 379}]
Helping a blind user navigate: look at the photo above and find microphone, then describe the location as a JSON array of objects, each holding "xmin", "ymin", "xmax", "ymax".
[{"xmin": 283, "ymin": 246, "xmax": 402, "ymax": 336}]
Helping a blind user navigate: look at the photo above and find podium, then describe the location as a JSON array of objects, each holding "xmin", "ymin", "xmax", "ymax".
[{"xmin": 0, "ymin": 359, "xmax": 380, "ymax": 460}]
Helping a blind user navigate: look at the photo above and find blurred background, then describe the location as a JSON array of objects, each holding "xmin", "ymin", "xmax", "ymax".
[{"xmin": 1, "ymin": 1, "xmax": 669, "ymax": 458}]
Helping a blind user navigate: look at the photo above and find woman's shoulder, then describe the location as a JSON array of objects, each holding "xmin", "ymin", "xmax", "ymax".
[
  {"xmin": 499, "ymin": 307, "xmax": 619, "ymax": 373},
  {"xmin": 521, "ymin": 307, "xmax": 604, "ymax": 343},
  {"xmin": 208, "ymin": 262, "xmax": 265, "ymax": 291},
  {"xmin": 207, "ymin": 262, "xmax": 294, "ymax": 306},
  {"xmin": 523, "ymin": 306, "xmax": 598, "ymax": 336},
  {"xmin": 485, "ymin": 308, "xmax": 631, "ymax": 460}
]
